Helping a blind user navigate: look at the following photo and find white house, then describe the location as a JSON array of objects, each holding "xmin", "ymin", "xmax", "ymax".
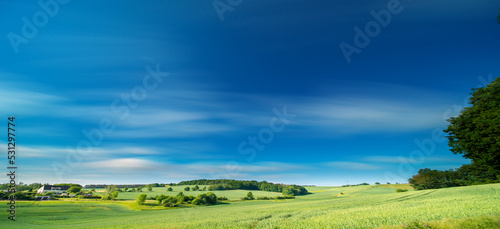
[{"xmin": 36, "ymin": 185, "xmax": 71, "ymax": 194}]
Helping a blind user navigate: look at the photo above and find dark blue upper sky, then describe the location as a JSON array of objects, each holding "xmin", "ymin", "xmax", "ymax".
[{"xmin": 1, "ymin": 0, "xmax": 499, "ymax": 185}]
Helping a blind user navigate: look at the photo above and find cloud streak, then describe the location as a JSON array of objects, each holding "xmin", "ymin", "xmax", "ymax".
[{"xmin": 324, "ymin": 161, "xmax": 382, "ymax": 170}]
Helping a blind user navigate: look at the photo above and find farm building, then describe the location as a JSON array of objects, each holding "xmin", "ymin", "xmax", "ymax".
[{"xmin": 36, "ymin": 185, "xmax": 71, "ymax": 194}]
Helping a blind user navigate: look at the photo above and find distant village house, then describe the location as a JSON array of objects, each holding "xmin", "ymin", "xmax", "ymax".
[{"xmin": 36, "ymin": 185, "xmax": 71, "ymax": 194}]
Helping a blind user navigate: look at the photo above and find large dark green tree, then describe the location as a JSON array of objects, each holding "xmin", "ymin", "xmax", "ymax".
[{"xmin": 444, "ymin": 77, "xmax": 500, "ymax": 172}]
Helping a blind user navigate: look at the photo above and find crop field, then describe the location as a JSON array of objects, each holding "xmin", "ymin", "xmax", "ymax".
[
  {"xmin": 88, "ymin": 185, "xmax": 285, "ymax": 201},
  {"xmin": 1, "ymin": 183, "xmax": 499, "ymax": 228}
]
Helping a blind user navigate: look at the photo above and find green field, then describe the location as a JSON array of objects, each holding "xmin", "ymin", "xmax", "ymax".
[
  {"xmin": 88, "ymin": 185, "xmax": 285, "ymax": 201},
  {"xmin": 1, "ymin": 184, "xmax": 499, "ymax": 228}
]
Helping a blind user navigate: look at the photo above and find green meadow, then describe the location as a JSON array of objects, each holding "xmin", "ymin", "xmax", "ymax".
[
  {"xmin": 1, "ymin": 183, "xmax": 499, "ymax": 228},
  {"xmin": 90, "ymin": 185, "xmax": 285, "ymax": 201}
]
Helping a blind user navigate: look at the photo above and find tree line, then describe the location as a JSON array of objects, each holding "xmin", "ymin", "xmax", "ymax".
[
  {"xmin": 178, "ymin": 179, "xmax": 309, "ymax": 196},
  {"xmin": 137, "ymin": 191, "xmax": 221, "ymax": 207},
  {"xmin": 0, "ymin": 182, "xmax": 44, "ymax": 191}
]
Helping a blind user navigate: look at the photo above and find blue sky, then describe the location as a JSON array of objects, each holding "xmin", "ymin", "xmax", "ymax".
[{"xmin": 1, "ymin": 0, "xmax": 499, "ymax": 186}]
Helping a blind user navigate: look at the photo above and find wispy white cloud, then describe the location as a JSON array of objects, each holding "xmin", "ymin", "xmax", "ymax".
[
  {"xmin": 16, "ymin": 157, "xmax": 311, "ymax": 184},
  {"xmin": 363, "ymin": 156, "xmax": 470, "ymax": 164},
  {"xmin": 324, "ymin": 161, "xmax": 382, "ymax": 170},
  {"xmin": 0, "ymin": 84, "xmax": 69, "ymax": 117},
  {"xmin": 15, "ymin": 144, "xmax": 162, "ymax": 159},
  {"xmin": 81, "ymin": 158, "xmax": 164, "ymax": 170},
  {"xmin": 181, "ymin": 161, "xmax": 308, "ymax": 174},
  {"xmin": 2, "ymin": 80, "xmax": 452, "ymax": 141},
  {"xmin": 296, "ymin": 97, "xmax": 447, "ymax": 134}
]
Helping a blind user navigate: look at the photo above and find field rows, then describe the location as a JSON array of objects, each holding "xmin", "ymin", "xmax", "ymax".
[{"xmin": 1, "ymin": 183, "xmax": 499, "ymax": 228}]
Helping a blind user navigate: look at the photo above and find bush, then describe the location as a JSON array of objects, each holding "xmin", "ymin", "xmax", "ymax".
[
  {"xmin": 246, "ymin": 192, "xmax": 254, "ymax": 200},
  {"xmin": 177, "ymin": 196, "xmax": 185, "ymax": 204},
  {"xmin": 136, "ymin": 194, "xmax": 147, "ymax": 205},
  {"xmin": 101, "ymin": 195, "xmax": 112, "ymax": 200},
  {"xmin": 111, "ymin": 191, "xmax": 119, "ymax": 199},
  {"xmin": 191, "ymin": 198, "xmax": 202, "ymax": 205},
  {"xmin": 217, "ymin": 196, "xmax": 228, "ymax": 201},
  {"xmin": 206, "ymin": 192, "xmax": 217, "ymax": 204},
  {"xmin": 282, "ymin": 185, "xmax": 308, "ymax": 196},
  {"xmin": 396, "ymin": 189, "xmax": 408, "ymax": 192},
  {"xmin": 184, "ymin": 187, "xmax": 190, "ymax": 191},
  {"xmin": 192, "ymin": 192, "xmax": 217, "ymax": 205},
  {"xmin": 401, "ymin": 220, "xmax": 433, "ymax": 228},
  {"xmin": 167, "ymin": 187, "xmax": 173, "ymax": 191},
  {"xmin": 257, "ymin": 196, "xmax": 269, "ymax": 200},
  {"xmin": 82, "ymin": 195, "xmax": 101, "ymax": 199},
  {"xmin": 184, "ymin": 195, "xmax": 195, "ymax": 203},
  {"xmin": 67, "ymin": 186, "xmax": 82, "ymax": 194},
  {"xmin": 8, "ymin": 192, "xmax": 35, "ymax": 200},
  {"xmin": 156, "ymin": 194, "xmax": 168, "ymax": 204},
  {"xmin": 162, "ymin": 196, "xmax": 178, "ymax": 207}
]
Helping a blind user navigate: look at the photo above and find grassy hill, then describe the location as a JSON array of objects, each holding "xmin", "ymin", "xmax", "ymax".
[{"xmin": 1, "ymin": 183, "xmax": 499, "ymax": 228}]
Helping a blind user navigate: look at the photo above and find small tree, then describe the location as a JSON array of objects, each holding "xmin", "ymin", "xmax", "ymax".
[
  {"xmin": 156, "ymin": 194, "xmax": 168, "ymax": 204},
  {"xmin": 67, "ymin": 186, "xmax": 82, "ymax": 194},
  {"xmin": 136, "ymin": 194, "xmax": 147, "ymax": 205},
  {"xmin": 206, "ymin": 192, "xmax": 217, "ymax": 204},
  {"xmin": 111, "ymin": 191, "xmax": 119, "ymax": 199},
  {"xmin": 184, "ymin": 187, "xmax": 190, "ymax": 191},
  {"xmin": 375, "ymin": 182, "xmax": 380, "ymax": 185},
  {"xmin": 105, "ymin": 185, "xmax": 117, "ymax": 195},
  {"xmin": 147, "ymin": 186, "xmax": 153, "ymax": 192},
  {"xmin": 162, "ymin": 196, "xmax": 178, "ymax": 207},
  {"xmin": 167, "ymin": 187, "xmax": 173, "ymax": 191},
  {"xmin": 247, "ymin": 192, "xmax": 254, "ymax": 200},
  {"xmin": 202, "ymin": 186, "xmax": 207, "ymax": 191}
]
